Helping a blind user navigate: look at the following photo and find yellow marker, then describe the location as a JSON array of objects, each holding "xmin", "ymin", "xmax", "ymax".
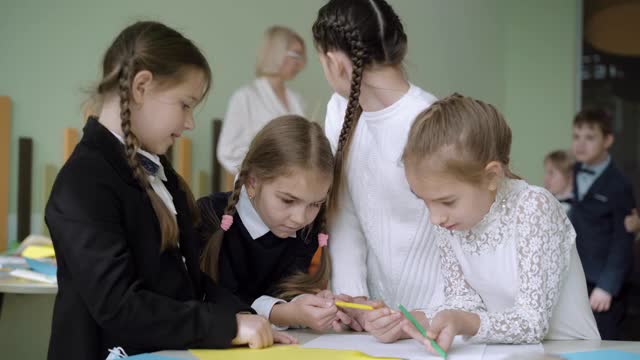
[{"xmin": 335, "ymin": 301, "xmax": 374, "ymax": 310}]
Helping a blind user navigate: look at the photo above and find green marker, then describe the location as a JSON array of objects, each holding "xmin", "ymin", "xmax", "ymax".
[{"xmin": 398, "ymin": 304, "xmax": 447, "ymax": 359}]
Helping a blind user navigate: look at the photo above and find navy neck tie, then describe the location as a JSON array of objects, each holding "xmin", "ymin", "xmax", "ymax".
[
  {"xmin": 577, "ymin": 167, "xmax": 596, "ymax": 176},
  {"xmin": 136, "ymin": 154, "xmax": 159, "ymax": 176}
]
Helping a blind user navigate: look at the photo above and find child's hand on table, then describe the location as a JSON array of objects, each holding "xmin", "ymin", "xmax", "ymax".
[{"xmin": 404, "ymin": 309, "xmax": 479, "ymax": 355}]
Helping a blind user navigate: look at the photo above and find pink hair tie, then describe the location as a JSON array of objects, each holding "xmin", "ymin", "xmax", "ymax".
[
  {"xmin": 318, "ymin": 233, "xmax": 329, "ymax": 248},
  {"xmin": 220, "ymin": 214, "xmax": 234, "ymax": 231}
]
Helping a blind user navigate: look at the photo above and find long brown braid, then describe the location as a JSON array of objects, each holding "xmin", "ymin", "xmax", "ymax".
[
  {"xmin": 312, "ymin": 0, "xmax": 408, "ymax": 217},
  {"xmin": 94, "ymin": 21, "xmax": 212, "ymax": 251},
  {"xmin": 199, "ymin": 168, "xmax": 247, "ymax": 281},
  {"xmin": 117, "ymin": 59, "xmax": 179, "ymax": 251},
  {"xmin": 200, "ymin": 116, "xmax": 334, "ymax": 299}
]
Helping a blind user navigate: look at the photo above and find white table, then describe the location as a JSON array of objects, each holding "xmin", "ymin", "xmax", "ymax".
[
  {"xmin": 156, "ymin": 330, "xmax": 640, "ymax": 359},
  {"xmin": 0, "ymin": 268, "xmax": 57, "ymax": 317},
  {"xmin": 543, "ymin": 339, "xmax": 640, "ymax": 354},
  {"xmin": 0, "ymin": 274, "xmax": 57, "ymax": 294}
]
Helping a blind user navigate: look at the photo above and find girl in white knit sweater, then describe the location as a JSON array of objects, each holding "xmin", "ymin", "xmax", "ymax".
[
  {"xmin": 312, "ymin": 0, "xmax": 444, "ymax": 342},
  {"xmin": 401, "ymin": 94, "xmax": 599, "ymax": 355}
]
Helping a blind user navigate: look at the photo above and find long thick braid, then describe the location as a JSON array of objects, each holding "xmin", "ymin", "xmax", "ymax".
[
  {"xmin": 224, "ymin": 167, "xmax": 248, "ymax": 216},
  {"xmin": 119, "ymin": 60, "xmax": 150, "ymax": 191},
  {"xmin": 339, "ymin": 31, "xmax": 366, "ymax": 154},
  {"xmin": 118, "ymin": 59, "xmax": 178, "ymax": 251},
  {"xmin": 119, "ymin": 60, "xmax": 147, "ymax": 188},
  {"xmin": 325, "ymin": 18, "xmax": 368, "ymax": 216},
  {"xmin": 200, "ymin": 166, "xmax": 247, "ymax": 281}
]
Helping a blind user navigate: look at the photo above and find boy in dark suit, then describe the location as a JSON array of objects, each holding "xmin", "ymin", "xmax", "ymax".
[{"xmin": 570, "ymin": 108, "xmax": 635, "ymax": 340}]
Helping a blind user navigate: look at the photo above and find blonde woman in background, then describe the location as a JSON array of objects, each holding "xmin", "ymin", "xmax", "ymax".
[{"xmin": 218, "ymin": 26, "xmax": 307, "ymax": 175}]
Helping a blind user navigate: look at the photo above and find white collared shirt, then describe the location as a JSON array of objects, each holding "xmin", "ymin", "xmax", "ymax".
[
  {"xmin": 108, "ymin": 130, "xmax": 177, "ymax": 216},
  {"xmin": 576, "ymin": 155, "xmax": 611, "ymax": 201},
  {"xmin": 236, "ymin": 186, "xmax": 296, "ymax": 240},
  {"xmin": 235, "ymin": 185, "xmax": 300, "ymax": 329}
]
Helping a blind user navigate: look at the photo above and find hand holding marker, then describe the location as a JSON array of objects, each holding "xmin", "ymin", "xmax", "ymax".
[
  {"xmin": 398, "ymin": 304, "xmax": 447, "ymax": 359},
  {"xmin": 334, "ymin": 301, "xmax": 374, "ymax": 311},
  {"xmin": 334, "ymin": 300, "xmax": 447, "ymax": 358}
]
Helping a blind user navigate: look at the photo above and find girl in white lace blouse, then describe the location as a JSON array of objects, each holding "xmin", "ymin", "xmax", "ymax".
[{"xmin": 401, "ymin": 94, "xmax": 600, "ymax": 355}]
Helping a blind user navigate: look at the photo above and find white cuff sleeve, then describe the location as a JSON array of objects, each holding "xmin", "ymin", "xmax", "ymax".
[{"xmin": 251, "ymin": 295, "xmax": 288, "ymax": 331}]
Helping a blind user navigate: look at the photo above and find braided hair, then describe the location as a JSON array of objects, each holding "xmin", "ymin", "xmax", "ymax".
[
  {"xmin": 95, "ymin": 21, "xmax": 211, "ymax": 251},
  {"xmin": 312, "ymin": 0, "xmax": 407, "ymax": 216}
]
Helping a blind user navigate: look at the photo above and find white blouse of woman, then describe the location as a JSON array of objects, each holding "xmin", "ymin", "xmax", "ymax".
[{"xmin": 218, "ymin": 26, "xmax": 307, "ymax": 174}]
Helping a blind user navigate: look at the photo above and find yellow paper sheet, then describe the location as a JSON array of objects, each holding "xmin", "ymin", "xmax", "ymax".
[
  {"xmin": 190, "ymin": 345, "xmax": 399, "ymax": 360},
  {"xmin": 21, "ymin": 245, "xmax": 55, "ymax": 259}
]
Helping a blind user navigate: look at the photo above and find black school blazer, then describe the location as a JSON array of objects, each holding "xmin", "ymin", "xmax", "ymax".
[{"xmin": 45, "ymin": 118, "xmax": 249, "ymax": 360}]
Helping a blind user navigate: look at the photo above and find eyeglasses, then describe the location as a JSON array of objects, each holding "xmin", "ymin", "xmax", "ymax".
[{"xmin": 286, "ymin": 50, "xmax": 305, "ymax": 62}]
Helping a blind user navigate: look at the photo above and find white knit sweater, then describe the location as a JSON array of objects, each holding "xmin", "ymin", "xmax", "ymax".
[{"xmin": 325, "ymin": 84, "xmax": 444, "ymax": 312}]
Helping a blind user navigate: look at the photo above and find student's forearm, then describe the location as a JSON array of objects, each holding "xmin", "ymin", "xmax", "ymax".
[
  {"xmin": 270, "ymin": 302, "xmax": 298, "ymax": 328},
  {"xmin": 459, "ymin": 311, "xmax": 481, "ymax": 336}
]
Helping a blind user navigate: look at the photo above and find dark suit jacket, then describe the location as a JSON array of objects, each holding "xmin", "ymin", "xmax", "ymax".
[
  {"xmin": 570, "ymin": 160, "xmax": 635, "ymax": 297},
  {"xmin": 45, "ymin": 118, "xmax": 250, "ymax": 360}
]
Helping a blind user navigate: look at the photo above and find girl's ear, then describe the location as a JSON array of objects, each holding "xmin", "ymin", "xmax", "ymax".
[
  {"xmin": 245, "ymin": 174, "xmax": 258, "ymax": 198},
  {"xmin": 131, "ymin": 70, "xmax": 153, "ymax": 105},
  {"xmin": 326, "ymin": 51, "xmax": 353, "ymax": 82},
  {"xmin": 484, "ymin": 161, "xmax": 504, "ymax": 191}
]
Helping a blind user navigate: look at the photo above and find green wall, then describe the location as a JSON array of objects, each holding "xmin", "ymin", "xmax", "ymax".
[
  {"xmin": 0, "ymin": 0, "xmax": 578, "ymax": 244},
  {"xmin": 501, "ymin": 1, "xmax": 579, "ymax": 180}
]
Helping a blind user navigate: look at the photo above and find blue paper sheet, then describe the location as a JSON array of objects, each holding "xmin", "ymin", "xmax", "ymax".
[
  {"xmin": 562, "ymin": 350, "xmax": 640, "ymax": 360},
  {"xmin": 24, "ymin": 257, "xmax": 57, "ymax": 277}
]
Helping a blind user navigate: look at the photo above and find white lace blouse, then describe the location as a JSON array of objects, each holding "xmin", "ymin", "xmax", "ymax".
[{"xmin": 436, "ymin": 179, "xmax": 600, "ymax": 343}]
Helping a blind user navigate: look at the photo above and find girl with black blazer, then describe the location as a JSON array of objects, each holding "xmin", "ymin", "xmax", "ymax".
[{"xmin": 45, "ymin": 21, "xmax": 294, "ymax": 360}]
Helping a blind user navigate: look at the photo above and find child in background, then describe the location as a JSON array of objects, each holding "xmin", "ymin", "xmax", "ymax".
[
  {"xmin": 199, "ymin": 116, "xmax": 351, "ymax": 331},
  {"xmin": 45, "ymin": 21, "xmax": 293, "ymax": 360},
  {"xmin": 402, "ymin": 94, "xmax": 599, "ymax": 355},
  {"xmin": 543, "ymin": 150, "xmax": 574, "ymax": 213},
  {"xmin": 570, "ymin": 108, "xmax": 636, "ymax": 340}
]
